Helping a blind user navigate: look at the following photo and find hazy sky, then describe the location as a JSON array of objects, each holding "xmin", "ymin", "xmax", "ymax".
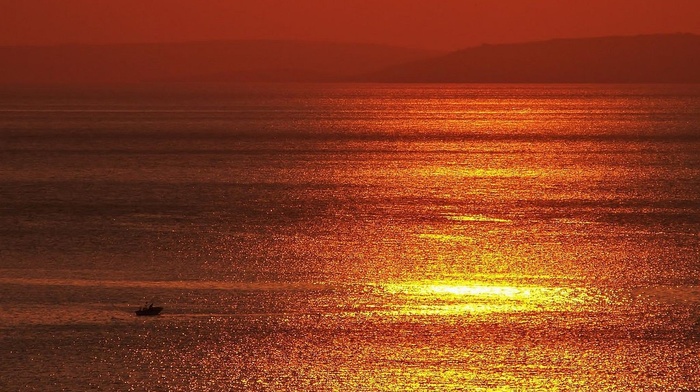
[{"xmin": 2, "ymin": 0, "xmax": 699, "ymax": 50}]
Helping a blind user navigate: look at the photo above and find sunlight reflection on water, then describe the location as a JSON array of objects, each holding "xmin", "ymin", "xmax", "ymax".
[
  {"xmin": 2, "ymin": 84, "xmax": 700, "ymax": 390},
  {"xmin": 379, "ymin": 280, "xmax": 607, "ymax": 316}
]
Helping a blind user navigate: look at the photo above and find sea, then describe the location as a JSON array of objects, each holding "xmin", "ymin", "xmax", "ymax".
[{"xmin": 1, "ymin": 83, "xmax": 699, "ymax": 391}]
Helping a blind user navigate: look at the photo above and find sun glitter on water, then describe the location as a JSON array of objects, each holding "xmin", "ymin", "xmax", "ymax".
[{"xmin": 379, "ymin": 280, "xmax": 601, "ymax": 316}]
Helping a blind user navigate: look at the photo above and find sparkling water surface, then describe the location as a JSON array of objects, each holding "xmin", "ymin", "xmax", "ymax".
[{"xmin": 1, "ymin": 84, "xmax": 700, "ymax": 390}]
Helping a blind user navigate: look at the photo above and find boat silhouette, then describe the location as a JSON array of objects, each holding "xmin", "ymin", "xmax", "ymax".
[{"xmin": 135, "ymin": 303, "xmax": 163, "ymax": 316}]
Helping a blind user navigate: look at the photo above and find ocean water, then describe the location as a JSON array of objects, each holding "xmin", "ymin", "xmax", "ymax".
[{"xmin": 1, "ymin": 83, "xmax": 699, "ymax": 391}]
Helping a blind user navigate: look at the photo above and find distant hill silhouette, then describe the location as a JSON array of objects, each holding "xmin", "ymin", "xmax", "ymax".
[
  {"xmin": 2, "ymin": 34, "xmax": 698, "ymax": 86},
  {"xmin": 361, "ymin": 33, "xmax": 700, "ymax": 83},
  {"xmin": 0, "ymin": 40, "xmax": 439, "ymax": 85}
]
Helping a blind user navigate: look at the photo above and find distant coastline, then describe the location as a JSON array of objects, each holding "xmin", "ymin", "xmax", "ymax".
[
  {"xmin": 360, "ymin": 33, "xmax": 700, "ymax": 84},
  {"xmin": 1, "ymin": 34, "xmax": 698, "ymax": 85}
]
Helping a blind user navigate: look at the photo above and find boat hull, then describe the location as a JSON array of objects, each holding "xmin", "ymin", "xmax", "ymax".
[{"xmin": 135, "ymin": 307, "xmax": 163, "ymax": 316}]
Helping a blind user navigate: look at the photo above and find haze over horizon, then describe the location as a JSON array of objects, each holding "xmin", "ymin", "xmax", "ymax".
[{"xmin": 2, "ymin": 0, "xmax": 700, "ymax": 50}]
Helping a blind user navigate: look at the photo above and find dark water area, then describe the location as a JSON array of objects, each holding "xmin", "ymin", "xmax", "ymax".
[{"xmin": 1, "ymin": 84, "xmax": 700, "ymax": 390}]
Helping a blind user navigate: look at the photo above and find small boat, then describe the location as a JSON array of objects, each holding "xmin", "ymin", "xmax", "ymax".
[{"xmin": 135, "ymin": 304, "xmax": 163, "ymax": 316}]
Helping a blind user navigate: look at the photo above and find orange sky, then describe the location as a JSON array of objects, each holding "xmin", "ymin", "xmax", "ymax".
[{"xmin": 1, "ymin": 0, "xmax": 699, "ymax": 50}]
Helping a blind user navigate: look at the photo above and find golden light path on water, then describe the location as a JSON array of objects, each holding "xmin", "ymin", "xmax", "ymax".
[{"xmin": 377, "ymin": 279, "xmax": 605, "ymax": 316}]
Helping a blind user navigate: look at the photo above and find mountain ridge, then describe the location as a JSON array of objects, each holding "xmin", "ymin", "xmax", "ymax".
[
  {"xmin": 1, "ymin": 34, "xmax": 698, "ymax": 85},
  {"xmin": 360, "ymin": 33, "xmax": 700, "ymax": 83}
]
